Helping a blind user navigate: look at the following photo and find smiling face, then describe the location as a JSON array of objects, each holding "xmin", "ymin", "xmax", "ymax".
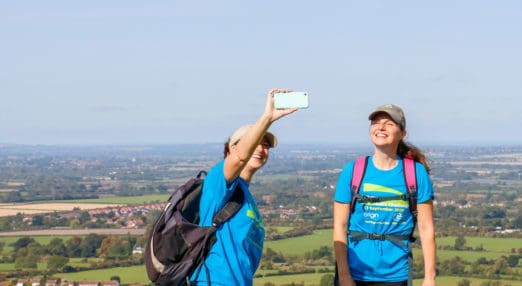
[
  {"xmin": 245, "ymin": 137, "xmax": 271, "ymax": 170},
  {"xmin": 369, "ymin": 113, "xmax": 406, "ymax": 149},
  {"xmin": 227, "ymin": 136, "xmax": 271, "ymax": 171}
]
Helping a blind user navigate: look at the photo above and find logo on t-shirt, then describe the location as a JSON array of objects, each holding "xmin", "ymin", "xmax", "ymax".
[{"xmin": 393, "ymin": 212, "xmax": 403, "ymax": 222}]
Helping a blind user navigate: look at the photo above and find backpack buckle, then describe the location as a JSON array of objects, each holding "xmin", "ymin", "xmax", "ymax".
[
  {"xmin": 361, "ymin": 195, "xmax": 380, "ymax": 203},
  {"xmin": 368, "ymin": 233, "xmax": 386, "ymax": 240}
]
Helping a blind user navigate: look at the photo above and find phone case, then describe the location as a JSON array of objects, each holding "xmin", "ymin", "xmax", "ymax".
[{"xmin": 273, "ymin": 92, "xmax": 309, "ymax": 109}]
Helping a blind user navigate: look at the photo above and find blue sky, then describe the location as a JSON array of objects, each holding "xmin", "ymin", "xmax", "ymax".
[{"xmin": 1, "ymin": 1, "xmax": 521, "ymax": 146}]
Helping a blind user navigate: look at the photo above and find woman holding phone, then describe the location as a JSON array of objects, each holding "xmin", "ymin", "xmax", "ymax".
[{"xmin": 190, "ymin": 89, "xmax": 298, "ymax": 285}]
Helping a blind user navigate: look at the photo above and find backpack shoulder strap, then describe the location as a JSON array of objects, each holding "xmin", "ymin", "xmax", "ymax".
[
  {"xmin": 402, "ymin": 157, "xmax": 418, "ymax": 218},
  {"xmin": 350, "ymin": 156, "xmax": 369, "ymax": 213},
  {"xmin": 192, "ymin": 181, "xmax": 245, "ymax": 284},
  {"xmin": 212, "ymin": 184, "xmax": 244, "ymax": 226},
  {"xmin": 169, "ymin": 170, "xmax": 207, "ymax": 207}
]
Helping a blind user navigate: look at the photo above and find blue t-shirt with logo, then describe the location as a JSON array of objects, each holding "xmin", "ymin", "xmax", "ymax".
[
  {"xmin": 334, "ymin": 156, "xmax": 434, "ymax": 282},
  {"xmin": 191, "ymin": 160, "xmax": 265, "ymax": 286}
]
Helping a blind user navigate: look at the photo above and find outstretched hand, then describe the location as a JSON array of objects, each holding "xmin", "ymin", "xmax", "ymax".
[{"xmin": 264, "ymin": 88, "xmax": 298, "ymax": 122}]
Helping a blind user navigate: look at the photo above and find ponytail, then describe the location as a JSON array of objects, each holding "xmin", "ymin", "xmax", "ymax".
[{"xmin": 397, "ymin": 140, "xmax": 431, "ymax": 174}]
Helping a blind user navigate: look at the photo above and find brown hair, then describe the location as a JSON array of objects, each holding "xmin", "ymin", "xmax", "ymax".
[
  {"xmin": 223, "ymin": 141, "xmax": 231, "ymax": 158},
  {"xmin": 397, "ymin": 140, "xmax": 431, "ymax": 174}
]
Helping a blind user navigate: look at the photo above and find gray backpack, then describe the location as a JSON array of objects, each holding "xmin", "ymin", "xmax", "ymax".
[{"xmin": 144, "ymin": 170, "xmax": 244, "ymax": 286}]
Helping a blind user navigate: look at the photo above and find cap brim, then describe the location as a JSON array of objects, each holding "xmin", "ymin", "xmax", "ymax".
[
  {"xmin": 264, "ymin": 131, "xmax": 277, "ymax": 148},
  {"xmin": 368, "ymin": 110, "xmax": 390, "ymax": 120},
  {"xmin": 368, "ymin": 110, "xmax": 402, "ymax": 126},
  {"xmin": 229, "ymin": 124, "xmax": 278, "ymax": 148}
]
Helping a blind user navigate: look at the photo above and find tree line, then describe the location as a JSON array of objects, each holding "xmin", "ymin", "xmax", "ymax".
[{"xmin": 0, "ymin": 234, "xmax": 144, "ymax": 281}]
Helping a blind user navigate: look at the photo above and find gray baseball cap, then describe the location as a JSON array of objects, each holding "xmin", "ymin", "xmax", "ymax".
[
  {"xmin": 368, "ymin": 104, "xmax": 406, "ymax": 129},
  {"xmin": 228, "ymin": 124, "xmax": 278, "ymax": 148}
]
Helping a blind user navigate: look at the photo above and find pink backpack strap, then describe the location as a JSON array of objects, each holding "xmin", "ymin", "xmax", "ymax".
[
  {"xmin": 350, "ymin": 156, "xmax": 369, "ymax": 213},
  {"xmin": 402, "ymin": 157, "xmax": 418, "ymax": 218}
]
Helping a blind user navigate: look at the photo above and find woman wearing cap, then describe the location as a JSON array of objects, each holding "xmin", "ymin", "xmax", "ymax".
[
  {"xmin": 333, "ymin": 104, "xmax": 436, "ymax": 286},
  {"xmin": 190, "ymin": 89, "xmax": 297, "ymax": 285}
]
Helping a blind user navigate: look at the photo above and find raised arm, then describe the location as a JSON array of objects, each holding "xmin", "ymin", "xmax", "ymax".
[{"xmin": 224, "ymin": 88, "xmax": 297, "ymax": 183}]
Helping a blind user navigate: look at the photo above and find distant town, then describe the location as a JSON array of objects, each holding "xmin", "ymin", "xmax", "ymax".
[
  {"xmin": 1, "ymin": 143, "xmax": 521, "ymax": 233},
  {"xmin": 0, "ymin": 143, "xmax": 521, "ymax": 285}
]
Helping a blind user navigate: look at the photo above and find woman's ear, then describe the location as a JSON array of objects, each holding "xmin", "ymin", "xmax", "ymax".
[
  {"xmin": 227, "ymin": 142, "xmax": 240, "ymax": 156},
  {"xmin": 401, "ymin": 129, "xmax": 408, "ymax": 140}
]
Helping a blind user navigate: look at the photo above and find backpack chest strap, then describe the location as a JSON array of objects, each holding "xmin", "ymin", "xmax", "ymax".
[
  {"xmin": 355, "ymin": 192, "xmax": 417, "ymax": 204},
  {"xmin": 348, "ymin": 230, "xmax": 415, "ymax": 246}
]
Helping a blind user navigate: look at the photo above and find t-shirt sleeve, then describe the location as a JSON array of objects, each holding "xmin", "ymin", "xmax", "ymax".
[
  {"xmin": 199, "ymin": 160, "xmax": 240, "ymax": 225},
  {"xmin": 415, "ymin": 162, "xmax": 434, "ymax": 203},
  {"xmin": 334, "ymin": 161, "xmax": 355, "ymax": 204}
]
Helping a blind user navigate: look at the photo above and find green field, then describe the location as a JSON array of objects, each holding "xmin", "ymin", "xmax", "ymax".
[
  {"xmin": 265, "ymin": 229, "xmax": 333, "ymax": 256},
  {"xmin": 0, "ymin": 258, "xmax": 103, "ymax": 272},
  {"xmin": 56, "ymin": 267, "xmax": 522, "ymax": 286},
  {"xmin": 255, "ymin": 273, "xmax": 522, "ymax": 286},
  {"xmin": 58, "ymin": 265, "xmax": 149, "ymax": 284},
  {"xmin": 434, "ymin": 249, "xmax": 517, "ymax": 261},
  {"xmin": 272, "ymin": 226, "xmax": 294, "ymax": 233},
  {"xmin": 2, "ymin": 232, "xmax": 521, "ymax": 285},
  {"xmin": 59, "ymin": 194, "xmax": 168, "ymax": 204},
  {"xmin": 0, "ymin": 262, "xmax": 47, "ymax": 272},
  {"xmin": 265, "ymin": 230, "xmax": 522, "ymax": 262},
  {"xmin": 1, "ymin": 235, "xmax": 73, "ymax": 246},
  {"xmin": 437, "ymin": 236, "xmax": 522, "ymax": 252}
]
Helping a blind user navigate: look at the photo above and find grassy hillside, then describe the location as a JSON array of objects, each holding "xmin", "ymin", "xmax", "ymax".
[{"xmin": 2, "ymin": 231, "xmax": 521, "ymax": 285}]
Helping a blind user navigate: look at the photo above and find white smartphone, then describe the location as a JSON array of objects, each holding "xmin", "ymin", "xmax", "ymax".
[{"xmin": 273, "ymin": 91, "xmax": 309, "ymax": 109}]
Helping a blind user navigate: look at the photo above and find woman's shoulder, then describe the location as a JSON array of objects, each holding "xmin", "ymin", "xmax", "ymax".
[
  {"xmin": 412, "ymin": 160, "xmax": 429, "ymax": 172},
  {"xmin": 342, "ymin": 158, "xmax": 358, "ymax": 171},
  {"xmin": 410, "ymin": 160, "xmax": 431, "ymax": 182},
  {"xmin": 207, "ymin": 159, "xmax": 225, "ymax": 175}
]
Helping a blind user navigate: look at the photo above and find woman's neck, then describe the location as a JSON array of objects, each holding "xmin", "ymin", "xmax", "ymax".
[{"xmin": 372, "ymin": 150, "xmax": 399, "ymax": 170}]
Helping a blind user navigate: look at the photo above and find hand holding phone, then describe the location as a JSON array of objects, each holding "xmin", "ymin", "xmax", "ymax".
[{"xmin": 273, "ymin": 91, "xmax": 309, "ymax": 109}]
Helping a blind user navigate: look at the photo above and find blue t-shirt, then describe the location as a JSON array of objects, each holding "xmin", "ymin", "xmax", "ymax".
[
  {"xmin": 334, "ymin": 156, "xmax": 434, "ymax": 282},
  {"xmin": 191, "ymin": 160, "xmax": 265, "ymax": 286}
]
